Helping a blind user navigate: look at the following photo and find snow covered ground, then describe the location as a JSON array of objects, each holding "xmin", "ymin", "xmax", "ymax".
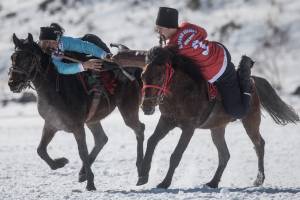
[
  {"xmin": 0, "ymin": 96, "xmax": 300, "ymax": 200},
  {"xmin": 0, "ymin": 0, "xmax": 300, "ymax": 199}
]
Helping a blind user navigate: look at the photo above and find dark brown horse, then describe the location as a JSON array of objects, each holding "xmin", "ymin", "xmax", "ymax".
[
  {"xmin": 137, "ymin": 46, "xmax": 299, "ymax": 189},
  {"xmin": 8, "ymin": 33, "xmax": 145, "ymax": 191}
]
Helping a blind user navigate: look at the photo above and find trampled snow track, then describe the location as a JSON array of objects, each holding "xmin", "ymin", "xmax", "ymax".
[{"xmin": 0, "ymin": 102, "xmax": 299, "ymax": 200}]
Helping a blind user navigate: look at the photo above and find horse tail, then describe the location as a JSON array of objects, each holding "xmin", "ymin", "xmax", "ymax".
[{"xmin": 252, "ymin": 76, "xmax": 299, "ymax": 125}]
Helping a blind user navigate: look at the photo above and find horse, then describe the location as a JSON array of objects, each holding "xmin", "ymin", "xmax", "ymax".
[
  {"xmin": 8, "ymin": 33, "xmax": 146, "ymax": 191},
  {"xmin": 136, "ymin": 46, "xmax": 299, "ymax": 189}
]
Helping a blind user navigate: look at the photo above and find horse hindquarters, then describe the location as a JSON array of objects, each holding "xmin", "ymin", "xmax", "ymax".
[{"xmin": 241, "ymin": 75, "xmax": 300, "ymax": 186}]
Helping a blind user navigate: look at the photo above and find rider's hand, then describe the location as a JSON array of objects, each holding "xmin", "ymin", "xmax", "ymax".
[{"xmin": 82, "ymin": 59, "xmax": 103, "ymax": 71}]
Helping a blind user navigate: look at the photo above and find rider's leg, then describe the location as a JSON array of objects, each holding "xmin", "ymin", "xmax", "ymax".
[{"xmin": 86, "ymin": 73, "xmax": 105, "ymax": 122}]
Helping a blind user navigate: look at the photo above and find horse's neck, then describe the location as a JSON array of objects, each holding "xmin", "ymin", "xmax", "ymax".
[
  {"xmin": 171, "ymin": 69, "xmax": 204, "ymax": 92},
  {"xmin": 31, "ymin": 57, "xmax": 60, "ymax": 97}
]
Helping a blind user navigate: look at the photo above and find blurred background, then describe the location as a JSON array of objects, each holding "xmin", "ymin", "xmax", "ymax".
[{"xmin": 0, "ymin": 0, "xmax": 300, "ymax": 96}]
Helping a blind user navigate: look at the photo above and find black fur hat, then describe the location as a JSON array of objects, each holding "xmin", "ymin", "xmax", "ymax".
[
  {"xmin": 39, "ymin": 27, "xmax": 58, "ymax": 40},
  {"xmin": 156, "ymin": 7, "xmax": 178, "ymax": 28},
  {"xmin": 39, "ymin": 23, "xmax": 64, "ymax": 40}
]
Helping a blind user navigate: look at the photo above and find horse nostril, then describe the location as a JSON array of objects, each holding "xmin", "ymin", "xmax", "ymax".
[
  {"xmin": 142, "ymin": 107, "xmax": 155, "ymax": 115},
  {"xmin": 141, "ymin": 103, "xmax": 155, "ymax": 115},
  {"xmin": 8, "ymin": 79, "xmax": 17, "ymax": 88}
]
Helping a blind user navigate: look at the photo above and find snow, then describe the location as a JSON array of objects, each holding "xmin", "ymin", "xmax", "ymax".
[
  {"xmin": 0, "ymin": 0, "xmax": 300, "ymax": 199},
  {"xmin": 0, "ymin": 102, "xmax": 299, "ymax": 199}
]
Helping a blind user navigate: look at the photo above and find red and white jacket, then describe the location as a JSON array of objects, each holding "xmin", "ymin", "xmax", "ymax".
[{"xmin": 167, "ymin": 22, "xmax": 227, "ymax": 83}]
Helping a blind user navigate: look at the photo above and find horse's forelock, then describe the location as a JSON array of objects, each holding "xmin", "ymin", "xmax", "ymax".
[
  {"xmin": 19, "ymin": 39, "xmax": 43, "ymax": 56},
  {"xmin": 31, "ymin": 42, "xmax": 43, "ymax": 55}
]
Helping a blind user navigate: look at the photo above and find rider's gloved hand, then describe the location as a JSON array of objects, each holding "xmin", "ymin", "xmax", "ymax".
[{"xmin": 83, "ymin": 59, "xmax": 103, "ymax": 71}]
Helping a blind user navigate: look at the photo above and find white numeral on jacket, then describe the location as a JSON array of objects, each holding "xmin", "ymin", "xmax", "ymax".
[{"xmin": 192, "ymin": 40, "xmax": 209, "ymax": 55}]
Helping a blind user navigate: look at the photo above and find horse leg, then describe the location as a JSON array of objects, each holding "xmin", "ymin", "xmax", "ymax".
[
  {"xmin": 117, "ymin": 94, "xmax": 145, "ymax": 177},
  {"xmin": 156, "ymin": 126, "xmax": 195, "ymax": 189},
  {"xmin": 206, "ymin": 127, "xmax": 230, "ymax": 188},
  {"xmin": 37, "ymin": 123, "xmax": 69, "ymax": 170},
  {"xmin": 78, "ymin": 122, "xmax": 108, "ymax": 183},
  {"xmin": 73, "ymin": 126, "xmax": 96, "ymax": 191},
  {"xmin": 118, "ymin": 108, "xmax": 145, "ymax": 176},
  {"xmin": 242, "ymin": 111, "xmax": 265, "ymax": 186},
  {"xmin": 136, "ymin": 116, "xmax": 175, "ymax": 186}
]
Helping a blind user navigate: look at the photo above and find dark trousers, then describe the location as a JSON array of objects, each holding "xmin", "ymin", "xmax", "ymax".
[{"xmin": 214, "ymin": 45, "xmax": 251, "ymax": 119}]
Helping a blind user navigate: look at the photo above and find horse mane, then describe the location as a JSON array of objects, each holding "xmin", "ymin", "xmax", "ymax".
[{"xmin": 147, "ymin": 46, "xmax": 203, "ymax": 83}]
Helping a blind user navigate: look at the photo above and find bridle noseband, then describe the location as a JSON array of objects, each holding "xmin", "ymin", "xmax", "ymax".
[
  {"xmin": 142, "ymin": 61, "xmax": 174, "ymax": 104},
  {"xmin": 9, "ymin": 49, "xmax": 42, "ymax": 90}
]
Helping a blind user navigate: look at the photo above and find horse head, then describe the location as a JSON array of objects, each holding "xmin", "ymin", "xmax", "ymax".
[
  {"xmin": 141, "ymin": 46, "xmax": 175, "ymax": 115},
  {"xmin": 8, "ymin": 33, "xmax": 44, "ymax": 93}
]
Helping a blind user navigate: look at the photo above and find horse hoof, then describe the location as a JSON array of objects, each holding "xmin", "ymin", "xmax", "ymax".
[
  {"xmin": 205, "ymin": 181, "xmax": 218, "ymax": 188},
  {"xmin": 78, "ymin": 173, "xmax": 87, "ymax": 183},
  {"xmin": 51, "ymin": 157, "xmax": 69, "ymax": 170},
  {"xmin": 156, "ymin": 181, "xmax": 170, "ymax": 189},
  {"xmin": 253, "ymin": 172, "xmax": 265, "ymax": 187},
  {"xmin": 136, "ymin": 176, "xmax": 149, "ymax": 186},
  {"xmin": 86, "ymin": 184, "xmax": 96, "ymax": 191},
  {"xmin": 253, "ymin": 180, "xmax": 262, "ymax": 187}
]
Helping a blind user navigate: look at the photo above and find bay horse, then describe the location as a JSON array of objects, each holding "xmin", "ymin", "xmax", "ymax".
[
  {"xmin": 137, "ymin": 46, "xmax": 299, "ymax": 189},
  {"xmin": 8, "ymin": 33, "xmax": 145, "ymax": 191}
]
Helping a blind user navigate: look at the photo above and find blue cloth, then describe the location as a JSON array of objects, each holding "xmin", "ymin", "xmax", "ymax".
[{"xmin": 52, "ymin": 36, "xmax": 108, "ymax": 75}]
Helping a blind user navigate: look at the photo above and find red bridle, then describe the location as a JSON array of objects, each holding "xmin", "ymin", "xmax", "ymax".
[{"xmin": 142, "ymin": 62, "xmax": 174, "ymax": 100}]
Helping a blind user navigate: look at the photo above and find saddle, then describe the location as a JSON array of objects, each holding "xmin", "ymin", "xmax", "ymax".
[{"xmin": 60, "ymin": 35, "xmax": 142, "ymax": 122}]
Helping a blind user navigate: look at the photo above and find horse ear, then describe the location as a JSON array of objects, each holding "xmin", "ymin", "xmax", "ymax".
[
  {"xmin": 12, "ymin": 33, "xmax": 21, "ymax": 47},
  {"xmin": 27, "ymin": 33, "xmax": 33, "ymax": 43}
]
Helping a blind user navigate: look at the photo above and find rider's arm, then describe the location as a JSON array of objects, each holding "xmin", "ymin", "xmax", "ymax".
[
  {"xmin": 52, "ymin": 58, "xmax": 85, "ymax": 75},
  {"xmin": 59, "ymin": 36, "xmax": 107, "ymax": 59},
  {"xmin": 169, "ymin": 23, "xmax": 209, "ymax": 58}
]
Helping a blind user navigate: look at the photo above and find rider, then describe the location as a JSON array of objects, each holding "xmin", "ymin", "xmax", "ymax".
[
  {"xmin": 154, "ymin": 7, "xmax": 254, "ymax": 119},
  {"xmin": 38, "ymin": 23, "xmax": 111, "ymax": 121},
  {"xmin": 38, "ymin": 23, "xmax": 109, "ymax": 73}
]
